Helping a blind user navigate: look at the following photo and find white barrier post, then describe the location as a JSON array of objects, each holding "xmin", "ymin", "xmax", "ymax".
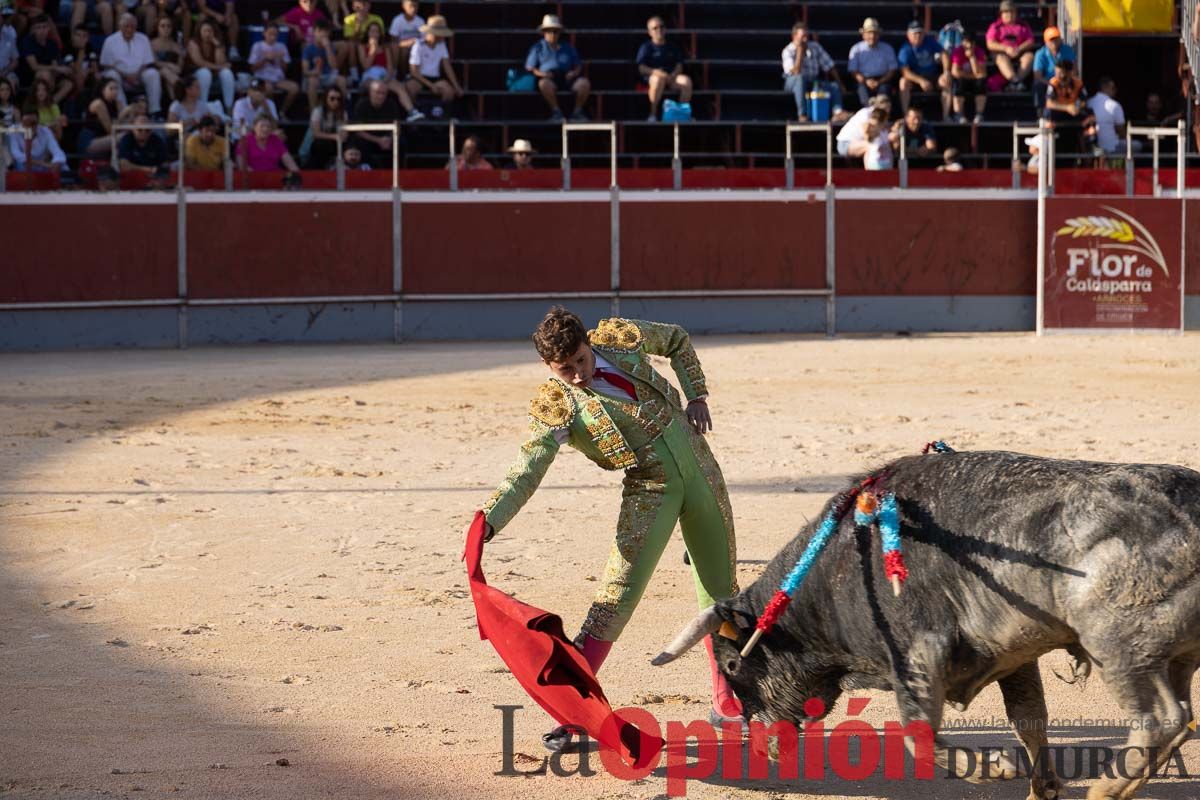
[
  {"xmin": 1126, "ymin": 124, "xmax": 1186, "ymax": 196},
  {"xmin": 672, "ymin": 122, "xmax": 681, "ymax": 190},
  {"xmin": 784, "ymin": 122, "xmax": 832, "ymax": 189},
  {"xmin": 560, "ymin": 121, "xmax": 616, "ymax": 191},
  {"xmin": 448, "ymin": 119, "xmax": 458, "ymax": 191}
]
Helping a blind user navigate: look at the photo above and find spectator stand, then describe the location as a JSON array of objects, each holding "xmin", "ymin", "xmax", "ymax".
[{"xmin": 562, "ymin": 121, "xmax": 618, "ymax": 189}]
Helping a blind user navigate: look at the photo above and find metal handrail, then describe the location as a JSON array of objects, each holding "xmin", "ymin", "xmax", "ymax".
[
  {"xmin": 110, "ymin": 121, "xmax": 185, "ymax": 190},
  {"xmin": 784, "ymin": 122, "xmax": 832, "ymax": 188},
  {"xmin": 336, "ymin": 122, "xmax": 400, "ymax": 189},
  {"xmin": 1126, "ymin": 122, "xmax": 1186, "ymax": 197},
  {"xmin": 1012, "ymin": 123, "xmax": 1054, "ymax": 191},
  {"xmin": 562, "ymin": 121, "xmax": 617, "ymax": 189}
]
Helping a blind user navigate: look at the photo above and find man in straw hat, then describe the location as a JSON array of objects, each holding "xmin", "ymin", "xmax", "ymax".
[
  {"xmin": 470, "ymin": 307, "xmax": 742, "ymax": 752},
  {"xmin": 524, "ymin": 14, "xmax": 589, "ymax": 122},
  {"xmin": 848, "ymin": 16, "xmax": 897, "ymax": 108},
  {"xmin": 507, "ymin": 138, "xmax": 535, "ymax": 169},
  {"xmin": 404, "ymin": 13, "xmax": 462, "ymax": 113}
]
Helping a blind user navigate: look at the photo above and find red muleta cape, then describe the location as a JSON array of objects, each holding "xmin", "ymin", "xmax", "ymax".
[{"xmin": 463, "ymin": 511, "xmax": 662, "ymax": 767}]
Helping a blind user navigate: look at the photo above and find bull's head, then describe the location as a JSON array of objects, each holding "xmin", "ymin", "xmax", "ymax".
[{"xmin": 650, "ymin": 593, "xmax": 843, "ymax": 726}]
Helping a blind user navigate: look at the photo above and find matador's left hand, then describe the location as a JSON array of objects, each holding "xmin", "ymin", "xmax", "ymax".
[{"xmin": 686, "ymin": 399, "xmax": 712, "ymax": 435}]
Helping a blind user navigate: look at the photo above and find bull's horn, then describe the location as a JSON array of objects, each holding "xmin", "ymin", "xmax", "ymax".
[{"xmin": 650, "ymin": 607, "xmax": 722, "ymax": 666}]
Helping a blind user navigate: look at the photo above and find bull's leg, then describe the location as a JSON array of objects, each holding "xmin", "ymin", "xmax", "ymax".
[
  {"xmin": 897, "ymin": 633, "xmax": 1018, "ymax": 783},
  {"xmin": 1086, "ymin": 669, "xmax": 1186, "ymax": 800},
  {"xmin": 1152, "ymin": 658, "xmax": 1198, "ymax": 773},
  {"xmin": 999, "ymin": 662, "xmax": 1062, "ymax": 800}
]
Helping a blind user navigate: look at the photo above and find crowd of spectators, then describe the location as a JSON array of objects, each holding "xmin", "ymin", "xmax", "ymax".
[{"xmin": 0, "ymin": 0, "xmax": 1196, "ymax": 180}]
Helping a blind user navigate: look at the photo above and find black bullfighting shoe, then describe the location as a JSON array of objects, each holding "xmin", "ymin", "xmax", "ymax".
[
  {"xmin": 708, "ymin": 708, "xmax": 749, "ymax": 736},
  {"xmin": 541, "ymin": 723, "xmax": 586, "ymax": 752}
]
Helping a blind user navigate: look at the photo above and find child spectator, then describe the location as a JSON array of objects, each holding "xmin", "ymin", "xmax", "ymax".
[
  {"xmin": 186, "ymin": 18, "xmax": 234, "ymax": 112},
  {"xmin": 76, "ymin": 75, "xmax": 121, "ymax": 154},
  {"xmin": 1032, "ymin": 26, "xmax": 1074, "ymax": 109},
  {"xmin": 357, "ymin": 20, "xmax": 390, "ymax": 82},
  {"xmin": 302, "ymin": 19, "xmax": 345, "ymax": 113},
  {"xmin": 447, "ymin": 133, "xmax": 491, "ymax": 171},
  {"xmin": 248, "ymin": 22, "xmax": 298, "ymax": 118},
  {"xmin": 781, "ymin": 21, "xmax": 847, "ymax": 123},
  {"xmin": 280, "ymin": 0, "xmax": 327, "ymax": 47},
  {"xmin": 1044, "ymin": 60, "xmax": 1097, "ymax": 153},
  {"xmin": 525, "ymin": 14, "xmax": 588, "ymax": 121},
  {"xmin": 339, "ymin": 0, "xmax": 383, "ymax": 77},
  {"xmin": 949, "ymin": 32, "xmax": 987, "ymax": 123},
  {"xmin": 236, "ymin": 112, "xmax": 300, "ymax": 173},
  {"xmin": 636, "ymin": 16, "xmax": 691, "ymax": 122},
  {"xmin": 848, "ymin": 17, "xmax": 897, "ymax": 108},
  {"xmin": 404, "ymin": 14, "xmax": 460, "ymax": 116},
  {"xmin": 986, "ymin": 0, "xmax": 1034, "ymax": 91},
  {"xmin": 387, "ymin": 0, "xmax": 421, "ymax": 67},
  {"xmin": 7, "ymin": 105, "xmax": 64, "ymax": 171},
  {"xmin": 342, "ymin": 144, "xmax": 368, "ymax": 169},
  {"xmin": 937, "ymin": 147, "xmax": 964, "ymax": 172},
  {"xmin": 184, "ymin": 112, "xmax": 225, "ymax": 169},
  {"xmin": 897, "ymin": 21, "xmax": 944, "ymax": 116},
  {"xmin": 29, "ymin": 75, "xmax": 60, "ymax": 138}
]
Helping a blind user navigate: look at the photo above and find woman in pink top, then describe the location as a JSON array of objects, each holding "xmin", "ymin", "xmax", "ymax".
[
  {"xmin": 237, "ymin": 113, "xmax": 301, "ymax": 173},
  {"xmin": 985, "ymin": 0, "xmax": 1034, "ymax": 90}
]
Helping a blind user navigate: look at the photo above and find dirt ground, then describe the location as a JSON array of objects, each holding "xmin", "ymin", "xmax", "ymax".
[{"xmin": 2, "ymin": 333, "xmax": 1200, "ymax": 800}]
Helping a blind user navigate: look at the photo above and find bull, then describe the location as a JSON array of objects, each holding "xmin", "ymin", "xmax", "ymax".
[{"xmin": 652, "ymin": 450, "xmax": 1200, "ymax": 800}]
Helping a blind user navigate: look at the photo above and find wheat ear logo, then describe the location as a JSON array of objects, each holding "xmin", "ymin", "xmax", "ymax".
[{"xmin": 1056, "ymin": 206, "xmax": 1169, "ymax": 278}]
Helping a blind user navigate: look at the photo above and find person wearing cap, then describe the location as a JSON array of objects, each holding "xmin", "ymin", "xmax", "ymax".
[
  {"xmin": 231, "ymin": 77, "xmax": 279, "ymax": 139},
  {"xmin": 847, "ymin": 17, "xmax": 897, "ymax": 109},
  {"xmin": 1032, "ymin": 25, "xmax": 1074, "ymax": 109},
  {"xmin": 897, "ymin": 21, "xmax": 945, "ymax": 117},
  {"xmin": 507, "ymin": 138, "xmax": 535, "ymax": 169},
  {"xmin": 781, "ymin": 21, "xmax": 848, "ymax": 123},
  {"xmin": 404, "ymin": 13, "xmax": 461, "ymax": 113},
  {"xmin": 524, "ymin": 14, "xmax": 589, "ymax": 122},
  {"xmin": 184, "ymin": 113, "xmax": 226, "ymax": 170},
  {"xmin": 986, "ymin": 0, "xmax": 1034, "ymax": 91},
  {"xmin": 636, "ymin": 16, "xmax": 691, "ymax": 122}
]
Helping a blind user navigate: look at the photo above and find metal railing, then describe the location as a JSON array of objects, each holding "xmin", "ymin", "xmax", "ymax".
[
  {"xmin": 1126, "ymin": 122, "xmax": 1186, "ymax": 197},
  {"xmin": 784, "ymin": 123, "xmax": 833, "ymax": 189},
  {"xmin": 110, "ymin": 122, "xmax": 185, "ymax": 189},
  {"xmin": 562, "ymin": 121, "xmax": 616, "ymax": 189},
  {"xmin": 336, "ymin": 122, "xmax": 400, "ymax": 189},
  {"xmin": 1012, "ymin": 123, "xmax": 1055, "ymax": 191}
]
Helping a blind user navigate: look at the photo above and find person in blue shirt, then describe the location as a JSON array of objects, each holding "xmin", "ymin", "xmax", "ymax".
[
  {"xmin": 847, "ymin": 17, "xmax": 897, "ymax": 108},
  {"xmin": 1032, "ymin": 26, "xmax": 1075, "ymax": 110},
  {"xmin": 635, "ymin": 16, "xmax": 691, "ymax": 122},
  {"xmin": 897, "ymin": 21, "xmax": 945, "ymax": 118},
  {"xmin": 524, "ymin": 14, "xmax": 589, "ymax": 122}
]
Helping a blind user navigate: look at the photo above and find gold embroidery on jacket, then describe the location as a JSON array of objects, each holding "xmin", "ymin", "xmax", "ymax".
[
  {"xmin": 529, "ymin": 380, "xmax": 573, "ymax": 428},
  {"xmin": 582, "ymin": 397, "xmax": 637, "ymax": 469},
  {"xmin": 588, "ymin": 318, "xmax": 643, "ymax": 352}
]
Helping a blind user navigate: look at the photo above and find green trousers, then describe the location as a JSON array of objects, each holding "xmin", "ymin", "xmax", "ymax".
[{"xmin": 580, "ymin": 418, "xmax": 738, "ymax": 642}]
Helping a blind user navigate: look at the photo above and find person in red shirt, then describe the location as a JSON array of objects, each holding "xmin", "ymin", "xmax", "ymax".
[
  {"xmin": 985, "ymin": 0, "xmax": 1035, "ymax": 91},
  {"xmin": 280, "ymin": 0, "xmax": 327, "ymax": 48}
]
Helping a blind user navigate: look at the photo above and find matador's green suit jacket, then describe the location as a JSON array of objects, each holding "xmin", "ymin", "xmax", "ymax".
[{"xmin": 482, "ymin": 317, "xmax": 710, "ymax": 533}]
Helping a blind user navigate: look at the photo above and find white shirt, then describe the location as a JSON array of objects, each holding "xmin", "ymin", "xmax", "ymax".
[
  {"xmin": 100, "ymin": 31, "xmax": 154, "ymax": 75},
  {"xmin": 231, "ymin": 96, "xmax": 279, "ymax": 137},
  {"xmin": 836, "ymin": 107, "xmax": 872, "ymax": 144},
  {"xmin": 1088, "ymin": 90, "xmax": 1125, "ymax": 153},
  {"xmin": 408, "ymin": 38, "xmax": 448, "ymax": 78},
  {"xmin": 388, "ymin": 12, "xmax": 424, "ymax": 43},
  {"xmin": 249, "ymin": 40, "xmax": 290, "ymax": 83},
  {"xmin": 8, "ymin": 125, "xmax": 66, "ymax": 168}
]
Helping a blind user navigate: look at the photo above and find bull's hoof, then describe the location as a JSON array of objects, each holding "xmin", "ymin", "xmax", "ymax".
[{"xmin": 1027, "ymin": 777, "xmax": 1062, "ymax": 800}]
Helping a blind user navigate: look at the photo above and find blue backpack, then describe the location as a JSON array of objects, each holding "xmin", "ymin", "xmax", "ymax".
[
  {"xmin": 506, "ymin": 68, "xmax": 536, "ymax": 92},
  {"xmin": 662, "ymin": 99, "xmax": 692, "ymax": 122}
]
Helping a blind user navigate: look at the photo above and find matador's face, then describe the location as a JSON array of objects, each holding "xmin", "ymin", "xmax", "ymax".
[{"xmin": 546, "ymin": 342, "xmax": 596, "ymax": 389}]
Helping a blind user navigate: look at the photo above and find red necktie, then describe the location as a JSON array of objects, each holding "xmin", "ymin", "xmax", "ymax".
[{"xmin": 593, "ymin": 368, "xmax": 637, "ymax": 401}]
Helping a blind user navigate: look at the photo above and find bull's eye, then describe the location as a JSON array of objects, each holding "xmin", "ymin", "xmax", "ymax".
[{"xmin": 724, "ymin": 659, "xmax": 740, "ymax": 675}]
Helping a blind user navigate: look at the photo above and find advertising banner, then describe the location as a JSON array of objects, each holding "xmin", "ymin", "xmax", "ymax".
[
  {"xmin": 1082, "ymin": 0, "xmax": 1174, "ymax": 33},
  {"xmin": 1043, "ymin": 197, "xmax": 1183, "ymax": 331}
]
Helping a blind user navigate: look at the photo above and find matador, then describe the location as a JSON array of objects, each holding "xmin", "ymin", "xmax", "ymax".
[{"xmin": 472, "ymin": 306, "xmax": 741, "ymax": 751}]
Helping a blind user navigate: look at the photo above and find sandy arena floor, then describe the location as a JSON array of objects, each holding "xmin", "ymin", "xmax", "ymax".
[{"xmin": 2, "ymin": 333, "xmax": 1200, "ymax": 800}]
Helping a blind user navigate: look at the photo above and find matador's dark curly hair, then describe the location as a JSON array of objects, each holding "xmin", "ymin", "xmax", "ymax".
[{"xmin": 532, "ymin": 306, "xmax": 587, "ymax": 363}]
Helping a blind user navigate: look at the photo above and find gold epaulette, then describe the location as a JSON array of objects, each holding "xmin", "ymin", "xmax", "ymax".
[
  {"xmin": 529, "ymin": 380, "xmax": 574, "ymax": 429},
  {"xmin": 588, "ymin": 318, "xmax": 643, "ymax": 352}
]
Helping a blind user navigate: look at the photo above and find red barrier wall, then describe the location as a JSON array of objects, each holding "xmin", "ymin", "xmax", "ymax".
[
  {"xmin": 835, "ymin": 200, "xmax": 1037, "ymax": 296},
  {"xmin": 620, "ymin": 199, "xmax": 827, "ymax": 291},
  {"xmin": 187, "ymin": 202, "xmax": 393, "ymax": 298},
  {"xmin": 0, "ymin": 205, "xmax": 176, "ymax": 303},
  {"xmin": 1187, "ymin": 200, "xmax": 1199, "ymax": 294},
  {"xmin": 402, "ymin": 201, "xmax": 611, "ymax": 293}
]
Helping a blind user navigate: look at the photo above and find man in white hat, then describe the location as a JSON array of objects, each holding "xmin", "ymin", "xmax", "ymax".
[
  {"xmin": 404, "ymin": 13, "xmax": 462, "ymax": 113},
  {"xmin": 507, "ymin": 138, "xmax": 535, "ymax": 169},
  {"xmin": 524, "ymin": 14, "xmax": 589, "ymax": 122},
  {"xmin": 847, "ymin": 16, "xmax": 897, "ymax": 108}
]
